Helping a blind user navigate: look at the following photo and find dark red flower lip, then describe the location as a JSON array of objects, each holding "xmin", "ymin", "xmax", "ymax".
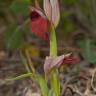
[
  {"xmin": 29, "ymin": 6, "xmax": 47, "ymax": 19},
  {"xmin": 30, "ymin": 11, "xmax": 41, "ymax": 21},
  {"xmin": 62, "ymin": 54, "xmax": 80, "ymax": 65},
  {"xmin": 29, "ymin": 6, "xmax": 49, "ymax": 41}
]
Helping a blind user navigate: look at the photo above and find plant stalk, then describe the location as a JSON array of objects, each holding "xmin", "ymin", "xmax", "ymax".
[{"xmin": 50, "ymin": 25, "xmax": 60, "ymax": 96}]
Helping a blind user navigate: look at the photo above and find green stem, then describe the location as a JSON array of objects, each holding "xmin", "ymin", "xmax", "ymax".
[
  {"xmin": 50, "ymin": 26, "xmax": 57, "ymax": 56},
  {"xmin": 50, "ymin": 25, "xmax": 60, "ymax": 96}
]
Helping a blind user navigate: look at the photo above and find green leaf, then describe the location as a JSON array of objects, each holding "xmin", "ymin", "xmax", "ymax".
[
  {"xmin": 36, "ymin": 75, "xmax": 49, "ymax": 96},
  {"xmin": 10, "ymin": 0, "xmax": 30, "ymax": 17},
  {"xmin": 7, "ymin": 73, "xmax": 33, "ymax": 81},
  {"xmin": 78, "ymin": 37, "xmax": 96, "ymax": 64},
  {"xmin": 5, "ymin": 25, "xmax": 24, "ymax": 50}
]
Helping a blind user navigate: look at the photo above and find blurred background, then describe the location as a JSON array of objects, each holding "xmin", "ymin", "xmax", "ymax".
[{"xmin": 0, "ymin": 0, "xmax": 96, "ymax": 96}]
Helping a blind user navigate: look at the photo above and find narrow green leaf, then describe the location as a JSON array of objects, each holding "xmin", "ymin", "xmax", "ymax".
[
  {"xmin": 7, "ymin": 73, "xmax": 33, "ymax": 81},
  {"xmin": 36, "ymin": 75, "xmax": 49, "ymax": 96}
]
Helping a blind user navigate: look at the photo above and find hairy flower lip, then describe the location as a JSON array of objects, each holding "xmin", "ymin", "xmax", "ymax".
[
  {"xmin": 29, "ymin": 6, "xmax": 49, "ymax": 41},
  {"xmin": 30, "ymin": 11, "xmax": 41, "ymax": 21},
  {"xmin": 63, "ymin": 56, "xmax": 79, "ymax": 65},
  {"xmin": 29, "ymin": 6, "xmax": 47, "ymax": 19}
]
